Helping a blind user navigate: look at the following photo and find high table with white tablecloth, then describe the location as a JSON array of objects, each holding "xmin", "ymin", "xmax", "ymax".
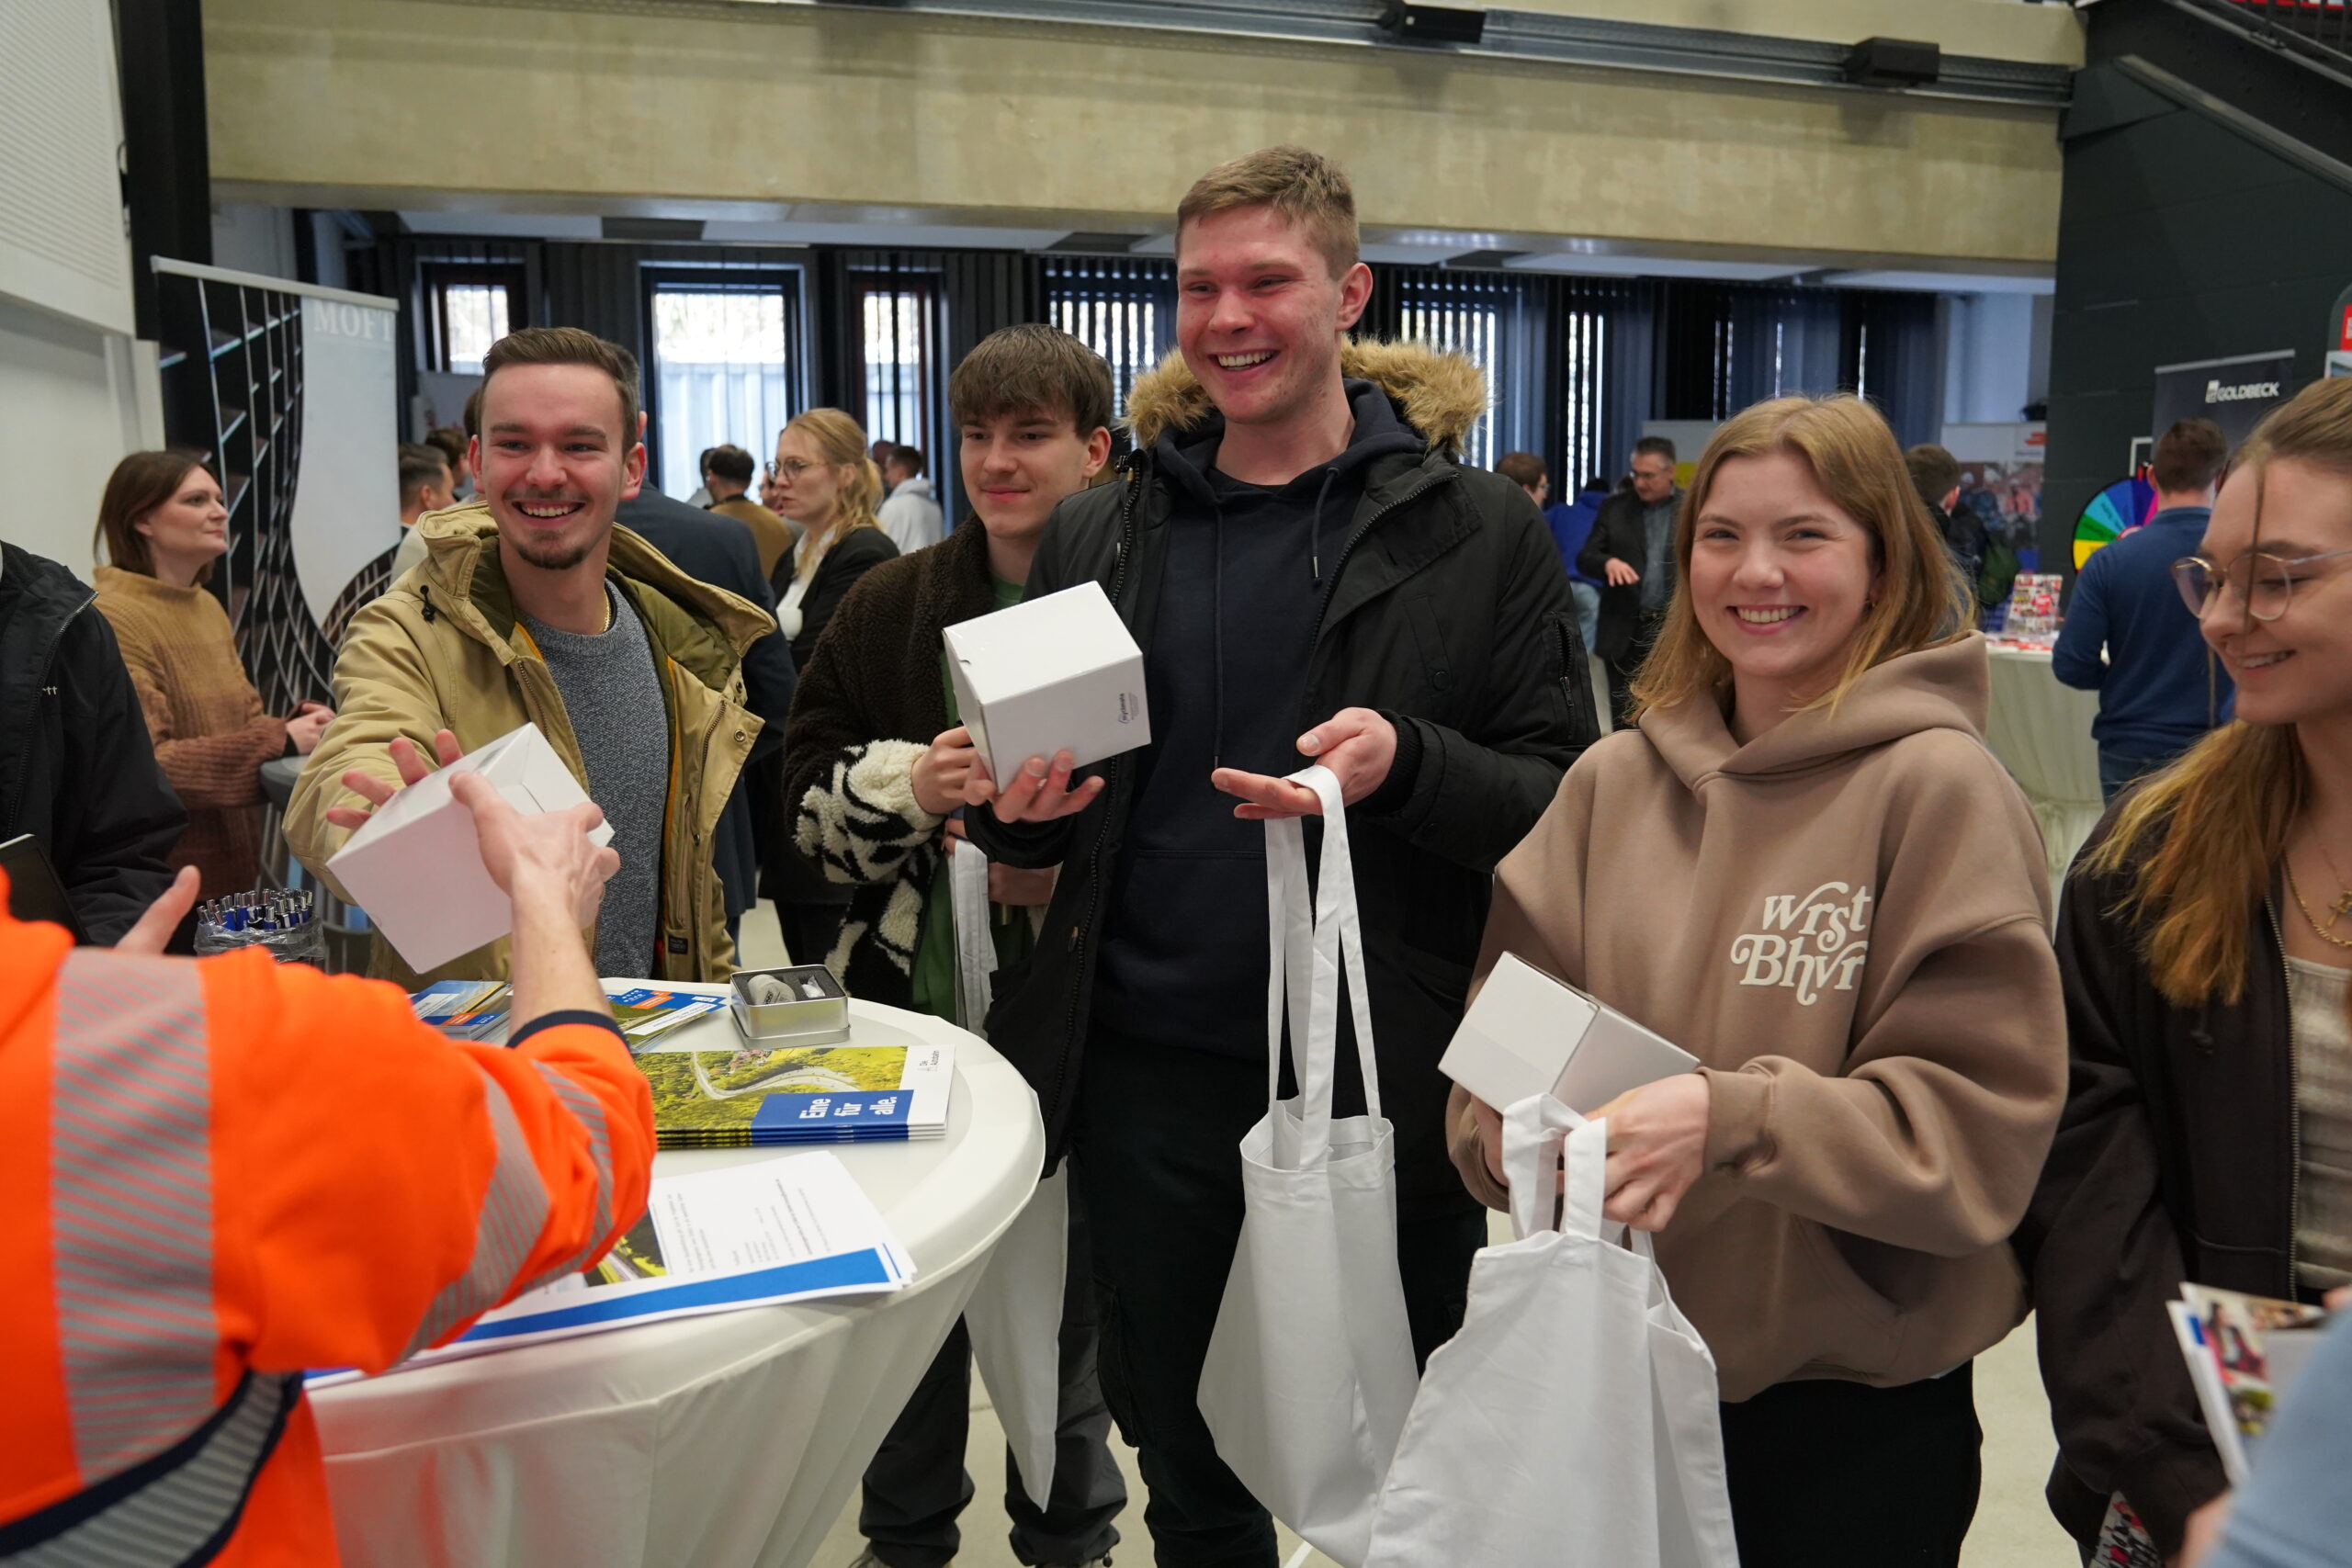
[
  {"xmin": 311, "ymin": 999, "xmax": 1044, "ymax": 1568},
  {"xmin": 1982, "ymin": 645, "xmax": 2104, "ymax": 893}
]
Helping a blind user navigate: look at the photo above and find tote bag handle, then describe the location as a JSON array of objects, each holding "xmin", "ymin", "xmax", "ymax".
[
  {"xmin": 948, "ymin": 837, "xmax": 997, "ymax": 1038},
  {"xmin": 1263, "ymin": 766, "xmax": 1381, "ymax": 1168}
]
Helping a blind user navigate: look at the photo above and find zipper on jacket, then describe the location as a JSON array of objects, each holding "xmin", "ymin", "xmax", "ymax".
[
  {"xmin": 1304, "ymin": 468, "xmax": 1454, "ymax": 662},
  {"xmin": 1049, "ymin": 462, "xmax": 1145, "ymax": 1141},
  {"xmin": 4, "ymin": 588, "xmax": 97, "ymax": 823},
  {"xmin": 2265, "ymin": 895, "xmax": 2303, "ymax": 1294}
]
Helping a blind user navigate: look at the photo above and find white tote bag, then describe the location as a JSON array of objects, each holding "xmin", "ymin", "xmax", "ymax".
[
  {"xmin": 1362, "ymin": 1097, "xmax": 1741, "ymax": 1568},
  {"xmin": 1198, "ymin": 765, "xmax": 1419, "ymax": 1568},
  {"xmin": 949, "ymin": 835, "xmax": 1066, "ymax": 1511}
]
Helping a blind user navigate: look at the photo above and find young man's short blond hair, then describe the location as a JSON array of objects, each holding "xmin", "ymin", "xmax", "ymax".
[{"xmin": 1176, "ymin": 146, "xmax": 1360, "ymax": 279}]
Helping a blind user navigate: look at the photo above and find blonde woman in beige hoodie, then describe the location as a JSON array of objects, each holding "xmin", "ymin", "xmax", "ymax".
[{"xmin": 1448, "ymin": 395, "xmax": 2065, "ymax": 1568}]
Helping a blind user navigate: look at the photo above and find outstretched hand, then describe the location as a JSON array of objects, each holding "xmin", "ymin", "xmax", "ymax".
[
  {"xmin": 114, "ymin": 866, "xmax": 201, "ymax": 954},
  {"xmin": 325, "ymin": 729, "xmax": 464, "ymax": 830},
  {"xmin": 1211, "ymin": 708, "xmax": 1396, "ymax": 820},
  {"xmin": 967, "ymin": 749, "xmax": 1104, "ymax": 823},
  {"xmin": 448, "ymin": 771, "xmax": 618, "ymax": 931}
]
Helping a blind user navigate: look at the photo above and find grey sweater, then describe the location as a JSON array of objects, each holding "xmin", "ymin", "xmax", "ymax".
[{"xmin": 527, "ymin": 582, "xmax": 669, "ymax": 978}]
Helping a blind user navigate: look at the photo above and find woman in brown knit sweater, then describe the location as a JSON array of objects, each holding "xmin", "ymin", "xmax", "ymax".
[{"xmin": 92, "ymin": 453, "xmax": 334, "ymax": 919}]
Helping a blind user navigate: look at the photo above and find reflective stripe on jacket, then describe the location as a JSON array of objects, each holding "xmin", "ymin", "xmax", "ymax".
[{"xmin": 0, "ymin": 896, "xmax": 654, "ymax": 1565}]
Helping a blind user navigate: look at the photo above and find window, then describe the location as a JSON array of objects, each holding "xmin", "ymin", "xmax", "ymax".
[
  {"xmin": 1042, "ymin": 256, "xmax": 1177, "ymax": 419},
  {"xmin": 1389, "ymin": 271, "xmax": 1521, "ymax": 471},
  {"xmin": 1557, "ymin": 305, "xmax": 1609, "ymax": 494},
  {"xmin": 420, "ymin": 261, "xmax": 525, "ymax": 373},
  {"xmin": 646, "ymin": 273, "xmax": 801, "ymax": 502},
  {"xmin": 857, "ymin": 284, "xmax": 935, "ymax": 454}
]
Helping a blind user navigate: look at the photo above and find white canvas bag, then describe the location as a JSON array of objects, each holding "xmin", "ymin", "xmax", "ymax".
[
  {"xmin": 948, "ymin": 836, "xmax": 1066, "ymax": 1510},
  {"xmin": 1363, "ymin": 1096, "xmax": 1741, "ymax": 1568},
  {"xmin": 1198, "ymin": 765, "xmax": 1419, "ymax": 1568}
]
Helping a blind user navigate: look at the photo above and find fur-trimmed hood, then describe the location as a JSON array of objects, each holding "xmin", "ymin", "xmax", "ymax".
[{"xmin": 1124, "ymin": 338, "xmax": 1488, "ymax": 456}]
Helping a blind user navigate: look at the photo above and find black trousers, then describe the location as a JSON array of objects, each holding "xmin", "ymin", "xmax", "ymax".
[
  {"xmin": 1602, "ymin": 610, "xmax": 1665, "ymax": 728},
  {"xmin": 1071, "ymin": 1032, "xmax": 1486, "ymax": 1568},
  {"xmin": 858, "ymin": 1178, "xmax": 1125, "ymax": 1568},
  {"xmin": 1719, "ymin": 1363, "xmax": 1983, "ymax": 1568}
]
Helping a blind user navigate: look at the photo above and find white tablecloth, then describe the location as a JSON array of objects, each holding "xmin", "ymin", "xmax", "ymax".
[
  {"xmin": 1982, "ymin": 646, "xmax": 2103, "ymax": 893},
  {"xmin": 312, "ymin": 1000, "xmax": 1045, "ymax": 1568}
]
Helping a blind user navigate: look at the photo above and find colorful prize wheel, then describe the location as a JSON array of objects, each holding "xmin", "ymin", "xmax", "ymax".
[{"xmin": 2073, "ymin": 476, "xmax": 2158, "ymax": 570}]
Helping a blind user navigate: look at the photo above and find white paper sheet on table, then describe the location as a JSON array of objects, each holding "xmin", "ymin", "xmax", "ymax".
[{"xmin": 310, "ymin": 1152, "xmax": 914, "ymax": 1386}]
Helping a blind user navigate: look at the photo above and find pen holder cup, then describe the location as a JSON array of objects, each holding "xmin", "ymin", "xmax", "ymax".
[{"xmin": 729, "ymin": 964, "xmax": 853, "ymax": 1047}]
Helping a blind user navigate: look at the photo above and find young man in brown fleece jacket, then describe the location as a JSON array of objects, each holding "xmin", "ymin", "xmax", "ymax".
[{"xmin": 785, "ymin": 326, "xmax": 1125, "ymax": 1568}]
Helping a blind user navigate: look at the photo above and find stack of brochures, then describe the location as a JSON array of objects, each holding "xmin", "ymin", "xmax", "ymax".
[
  {"xmin": 408, "ymin": 979, "xmax": 730, "ymax": 1047},
  {"xmin": 630, "ymin": 1029, "xmax": 956, "ymax": 1148},
  {"xmin": 2168, "ymin": 1282, "xmax": 2331, "ymax": 1484},
  {"xmin": 311, "ymin": 1151, "xmax": 912, "ymax": 1382},
  {"xmin": 410, "ymin": 980, "xmax": 513, "ymax": 1042}
]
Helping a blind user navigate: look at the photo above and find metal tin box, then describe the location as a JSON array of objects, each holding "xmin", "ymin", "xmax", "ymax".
[{"xmin": 729, "ymin": 964, "xmax": 853, "ymax": 1046}]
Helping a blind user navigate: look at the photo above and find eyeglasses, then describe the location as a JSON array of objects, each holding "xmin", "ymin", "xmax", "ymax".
[
  {"xmin": 764, "ymin": 457, "xmax": 819, "ymax": 480},
  {"xmin": 2171, "ymin": 547, "xmax": 2352, "ymax": 622}
]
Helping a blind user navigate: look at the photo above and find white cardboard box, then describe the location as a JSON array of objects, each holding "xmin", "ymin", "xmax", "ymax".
[
  {"xmin": 326, "ymin": 723, "xmax": 612, "ymax": 974},
  {"xmin": 1440, "ymin": 952, "xmax": 1700, "ymax": 1113},
  {"xmin": 944, "ymin": 581, "xmax": 1151, "ymax": 784}
]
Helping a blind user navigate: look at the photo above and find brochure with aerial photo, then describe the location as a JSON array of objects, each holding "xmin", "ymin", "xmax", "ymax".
[
  {"xmin": 310, "ymin": 1152, "xmax": 911, "ymax": 1383},
  {"xmin": 628, "ymin": 1012, "xmax": 955, "ymax": 1147}
]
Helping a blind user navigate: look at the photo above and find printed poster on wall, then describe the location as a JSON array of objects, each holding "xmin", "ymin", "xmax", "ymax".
[
  {"xmin": 2329, "ymin": 282, "xmax": 2352, "ymax": 380},
  {"xmin": 152, "ymin": 259, "xmax": 400, "ymax": 713},
  {"xmin": 2151, "ymin": 349, "xmax": 2296, "ymax": 457}
]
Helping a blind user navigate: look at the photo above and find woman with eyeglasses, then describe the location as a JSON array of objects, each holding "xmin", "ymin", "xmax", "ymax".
[
  {"xmin": 763, "ymin": 408, "xmax": 899, "ymax": 965},
  {"xmin": 767, "ymin": 408, "xmax": 899, "ymax": 669},
  {"xmin": 2020, "ymin": 374, "xmax": 2352, "ymax": 1562}
]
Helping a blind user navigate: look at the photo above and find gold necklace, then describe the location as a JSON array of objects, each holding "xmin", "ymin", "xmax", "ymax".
[{"xmin": 2285, "ymin": 863, "xmax": 2352, "ymax": 951}]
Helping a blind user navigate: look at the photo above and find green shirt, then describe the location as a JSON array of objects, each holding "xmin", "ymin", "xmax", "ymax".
[{"xmin": 909, "ymin": 572, "xmax": 1038, "ymax": 1024}]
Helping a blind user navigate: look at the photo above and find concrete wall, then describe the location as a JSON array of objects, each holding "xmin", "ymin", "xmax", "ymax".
[
  {"xmin": 0, "ymin": 298, "xmax": 160, "ymax": 575},
  {"xmin": 204, "ymin": 0, "xmax": 2066, "ymax": 268}
]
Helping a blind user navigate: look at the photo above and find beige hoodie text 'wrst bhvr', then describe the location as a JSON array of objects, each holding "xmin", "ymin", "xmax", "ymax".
[{"xmin": 1452, "ymin": 635, "xmax": 2066, "ymax": 1401}]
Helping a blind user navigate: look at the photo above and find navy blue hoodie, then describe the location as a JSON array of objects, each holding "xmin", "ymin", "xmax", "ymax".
[{"xmin": 1088, "ymin": 381, "xmax": 1423, "ymax": 1056}]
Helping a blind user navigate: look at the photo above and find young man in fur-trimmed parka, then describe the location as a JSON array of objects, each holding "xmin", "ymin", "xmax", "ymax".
[
  {"xmin": 781, "ymin": 325, "xmax": 1130, "ymax": 1568},
  {"xmin": 967, "ymin": 148, "xmax": 1596, "ymax": 1567}
]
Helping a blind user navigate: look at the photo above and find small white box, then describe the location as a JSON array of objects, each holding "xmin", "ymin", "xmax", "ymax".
[
  {"xmin": 944, "ymin": 581, "xmax": 1151, "ymax": 784},
  {"xmin": 326, "ymin": 723, "xmax": 613, "ymax": 974},
  {"xmin": 1440, "ymin": 952, "xmax": 1699, "ymax": 1112}
]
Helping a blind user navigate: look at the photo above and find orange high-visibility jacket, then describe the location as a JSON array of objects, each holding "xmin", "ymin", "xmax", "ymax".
[{"xmin": 0, "ymin": 901, "xmax": 655, "ymax": 1565}]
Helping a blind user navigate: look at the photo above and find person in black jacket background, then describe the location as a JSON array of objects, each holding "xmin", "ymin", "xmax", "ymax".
[
  {"xmin": 2018, "ymin": 376, "xmax": 2352, "ymax": 1560},
  {"xmin": 967, "ymin": 147, "xmax": 1593, "ymax": 1568},
  {"xmin": 1577, "ymin": 434, "xmax": 1681, "ymax": 727},
  {"xmin": 613, "ymin": 485, "xmax": 797, "ymax": 946},
  {"xmin": 0, "ymin": 538, "xmax": 185, "ymax": 943},
  {"xmin": 766, "ymin": 407, "xmax": 899, "ymax": 963}
]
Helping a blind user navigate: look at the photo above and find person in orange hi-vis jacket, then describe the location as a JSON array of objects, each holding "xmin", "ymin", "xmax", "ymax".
[{"xmin": 0, "ymin": 732, "xmax": 654, "ymax": 1566}]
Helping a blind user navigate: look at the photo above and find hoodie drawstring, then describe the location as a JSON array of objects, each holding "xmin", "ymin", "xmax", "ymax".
[{"xmin": 1311, "ymin": 466, "xmax": 1340, "ymax": 585}]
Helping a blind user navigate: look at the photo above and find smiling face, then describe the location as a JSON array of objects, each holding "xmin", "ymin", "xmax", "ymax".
[
  {"xmin": 1175, "ymin": 204, "xmax": 1373, "ymax": 434},
  {"xmin": 960, "ymin": 408, "xmax": 1110, "ymax": 547},
  {"xmin": 1689, "ymin": 448, "xmax": 1882, "ymax": 728},
  {"xmin": 770, "ymin": 426, "xmax": 848, "ymax": 528},
  {"xmin": 135, "ymin": 464, "xmax": 230, "ymax": 570},
  {"xmin": 2196, "ymin": 457, "xmax": 2352, "ymax": 728},
  {"xmin": 474, "ymin": 362, "xmax": 641, "ymax": 573}
]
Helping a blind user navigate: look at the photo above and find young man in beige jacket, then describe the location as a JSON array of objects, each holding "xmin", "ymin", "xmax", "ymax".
[{"xmin": 287, "ymin": 327, "xmax": 770, "ymax": 988}]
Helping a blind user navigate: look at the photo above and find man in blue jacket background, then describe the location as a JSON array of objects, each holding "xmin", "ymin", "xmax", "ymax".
[{"xmin": 2054, "ymin": 418, "xmax": 2233, "ymax": 799}]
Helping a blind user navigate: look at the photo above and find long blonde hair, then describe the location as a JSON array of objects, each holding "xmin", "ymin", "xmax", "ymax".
[
  {"xmin": 2080, "ymin": 377, "xmax": 2352, "ymax": 1006},
  {"xmin": 782, "ymin": 408, "xmax": 884, "ymax": 584},
  {"xmin": 1629, "ymin": 395, "xmax": 1969, "ymax": 720}
]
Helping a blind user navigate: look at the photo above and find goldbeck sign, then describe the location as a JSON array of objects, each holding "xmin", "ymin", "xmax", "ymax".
[{"xmin": 2151, "ymin": 348, "xmax": 2298, "ymax": 452}]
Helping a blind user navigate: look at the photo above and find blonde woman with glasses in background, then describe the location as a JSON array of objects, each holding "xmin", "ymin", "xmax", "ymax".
[
  {"xmin": 766, "ymin": 407, "xmax": 899, "ymax": 964},
  {"xmin": 767, "ymin": 408, "xmax": 899, "ymax": 669},
  {"xmin": 1449, "ymin": 394, "xmax": 2064, "ymax": 1568},
  {"xmin": 2022, "ymin": 375, "xmax": 2352, "ymax": 1563}
]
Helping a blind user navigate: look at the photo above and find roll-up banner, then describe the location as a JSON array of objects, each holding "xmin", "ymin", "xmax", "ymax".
[
  {"xmin": 151, "ymin": 258, "xmax": 400, "ymax": 715},
  {"xmin": 2150, "ymin": 349, "xmax": 2296, "ymax": 457}
]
